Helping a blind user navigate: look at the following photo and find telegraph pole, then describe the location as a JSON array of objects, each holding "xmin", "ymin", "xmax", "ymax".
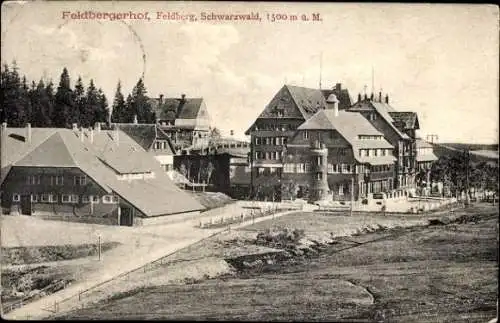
[
  {"xmin": 465, "ymin": 148, "xmax": 471, "ymax": 205},
  {"xmin": 350, "ymin": 176, "xmax": 354, "ymax": 216},
  {"xmin": 426, "ymin": 134, "xmax": 439, "ymax": 144}
]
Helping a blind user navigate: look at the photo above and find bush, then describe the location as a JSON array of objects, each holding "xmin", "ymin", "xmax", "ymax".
[{"xmin": 255, "ymin": 227, "xmax": 305, "ymax": 249}]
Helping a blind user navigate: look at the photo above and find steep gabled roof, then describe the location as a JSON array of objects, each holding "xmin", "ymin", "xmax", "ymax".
[
  {"xmin": 321, "ymin": 87, "xmax": 352, "ymax": 110},
  {"xmin": 285, "ymin": 85, "xmax": 328, "ymax": 118},
  {"xmin": 297, "ymin": 109, "xmax": 395, "ymax": 164},
  {"xmin": 113, "ymin": 123, "xmax": 175, "ymax": 155},
  {"xmin": 151, "ymin": 97, "xmax": 205, "ymax": 121},
  {"xmin": 389, "ymin": 111, "xmax": 420, "ymax": 130},
  {"xmin": 348, "ymin": 100, "xmax": 409, "ymax": 139}
]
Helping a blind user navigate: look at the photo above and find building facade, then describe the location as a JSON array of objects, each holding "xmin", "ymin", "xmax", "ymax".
[
  {"xmin": 245, "ymin": 83, "xmax": 433, "ymax": 202},
  {"xmin": 149, "ymin": 94, "xmax": 211, "ymax": 150},
  {"xmin": 348, "ymin": 93, "xmax": 420, "ymax": 195},
  {"xmin": 0, "ymin": 123, "xmax": 205, "ymax": 225}
]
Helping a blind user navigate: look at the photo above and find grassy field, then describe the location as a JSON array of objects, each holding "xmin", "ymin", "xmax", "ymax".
[
  {"xmin": 55, "ymin": 205, "xmax": 498, "ymax": 322},
  {"xmin": 1, "ymin": 242, "xmax": 121, "ymax": 265}
]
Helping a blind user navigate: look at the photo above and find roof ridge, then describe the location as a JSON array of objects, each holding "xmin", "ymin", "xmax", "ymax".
[{"xmin": 56, "ymin": 130, "xmax": 81, "ymax": 167}]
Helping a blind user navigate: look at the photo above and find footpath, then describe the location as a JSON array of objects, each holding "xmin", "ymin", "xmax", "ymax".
[{"xmin": 3, "ymin": 203, "xmax": 304, "ymax": 320}]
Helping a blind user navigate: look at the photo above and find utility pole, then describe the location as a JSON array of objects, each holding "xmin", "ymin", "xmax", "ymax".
[
  {"xmin": 98, "ymin": 234, "xmax": 102, "ymax": 261},
  {"xmin": 465, "ymin": 148, "xmax": 471, "ymax": 206},
  {"xmin": 350, "ymin": 176, "xmax": 354, "ymax": 216},
  {"xmin": 426, "ymin": 134, "xmax": 439, "ymax": 144}
]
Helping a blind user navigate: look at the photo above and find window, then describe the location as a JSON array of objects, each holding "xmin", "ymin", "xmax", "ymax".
[
  {"xmin": 327, "ymin": 163, "xmax": 334, "ymax": 173},
  {"xmin": 317, "ymin": 156, "xmax": 323, "ymax": 166},
  {"xmin": 91, "ymin": 195, "xmax": 100, "ymax": 203},
  {"xmin": 50, "ymin": 194, "xmax": 58, "ymax": 203},
  {"xmin": 341, "ymin": 164, "xmax": 348, "ymax": 173},
  {"xmin": 255, "ymin": 138, "xmax": 261, "ymax": 145},
  {"xmin": 269, "ymin": 167, "xmax": 275, "ymax": 174},
  {"xmin": 303, "ymin": 130, "xmax": 309, "ymax": 139},
  {"xmin": 102, "ymin": 195, "xmax": 115, "ymax": 204},
  {"xmin": 304, "ymin": 162, "xmax": 311, "ymax": 172},
  {"xmin": 296, "ymin": 163, "xmax": 305, "ymax": 173},
  {"xmin": 12, "ymin": 193, "xmax": 20, "ymax": 202},
  {"xmin": 52, "ymin": 176, "xmax": 64, "ymax": 186},
  {"xmin": 31, "ymin": 194, "xmax": 38, "ymax": 202},
  {"xmin": 62, "ymin": 194, "xmax": 78, "ymax": 203},
  {"xmin": 284, "ymin": 163, "xmax": 295, "ymax": 173},
  {"xmin": 27, "ymin": 175, "xmax": 41, "ymax": 185},
  {"xmin": 41, "ymin": 194, "xmax": 50, "ymax": 203},
  {"xmin": 338, "ymin": 184, "xmax": 344, "ymax": 195},
  {"xmin": 374, "ymin": 149, "xmax": 378, "ymax": 157},
  {"xmin": 82, "ymin": 195, "xmax": 90, "ymax": 203},
  {"xmin": 74, "ymin": 176, "xmax": 87, "ymax": 186},
  {"xmin": 316, "ymin": 172, "xmax": 322, "ymax": 180},
  {"xmin": 363, "ymin": 149, "xmax": 369, "ymax": 157},
  {"xmin": 382, "ymin": 149, "xmax": 387, "ymax": 156}
]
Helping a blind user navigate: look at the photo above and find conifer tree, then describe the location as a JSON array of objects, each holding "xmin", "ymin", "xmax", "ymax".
[
  {"xmin": 73, "ymin": 76, "xmax": 85, "ymax": 126},
  {"xmin": 111, "ymin": 81, "xmax": 126, "ymax": 123},
  {"xmin": 95, "ymin": 88, "xmax": 109, "ymax": 125},
  {"xmin": 81, "ymin": 79, "xmax": 99, "ymax": 128},
  {"xmin": 53, "ymin": 67, "xmax": 74, "ymax": 127}
]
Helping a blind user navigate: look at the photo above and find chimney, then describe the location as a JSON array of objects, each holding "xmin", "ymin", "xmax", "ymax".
[
  {"xmin": 133, "ymin": 115, "xmax": 138, "ymax": 124},
  {"xmin": 181, "ymin": 93, "xmax": 186, "ymax": 101},
  {"xmin": 358, "ymin": 93, "xmax": 362, "ymax": 102},
  {"xmin": 26, "ymin": 123, "xmax": 31, "ymax": 144},
  {"xmin": 72, "ymin": 123, "xmax": 78, "ymax": 131},
  {"xmin": 80, "ymin": 127, "xmax": 84, "ymax": 142},
  {"xmin": 159, "ymin": 94, "xmax": 164, "ymax": 105},
  {"xmin": 89, "ymin": 128, "xmax": 94, "ymax": 144},
  {"xmin": 364, "ymin": 93, "xmax": 368, "ymax": 100},
  {"xmin": 335, "ymin": 83, "xmax": 341, "ymax": 92},
  {"xmin": 379, "ymin": 91, "xmax": 382, "ymax": 102},
  {"xmin": 370, "ymin": 93, "xmax": 374, "ymax": 101},
  {"xmin": 385, "ymin": 94, "xmax": 389, "ymax": 104}
]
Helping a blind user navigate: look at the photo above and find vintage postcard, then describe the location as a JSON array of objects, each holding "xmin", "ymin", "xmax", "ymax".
[{"xmin": 1, "ymin": 1, "xmax": 498, "ymax": 321}]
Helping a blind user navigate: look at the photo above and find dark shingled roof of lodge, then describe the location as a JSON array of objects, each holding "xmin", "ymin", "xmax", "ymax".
[
  {"xmin": 389, "ymin": 111, "xmax": 420, "ymax": 130},
  {"xmin": 113, "ymin": 123, "xmax": 175, "ymax": 155},
  {"xmin": 149, "ymin": 97, "xmax": 204, "ymax": 121}
]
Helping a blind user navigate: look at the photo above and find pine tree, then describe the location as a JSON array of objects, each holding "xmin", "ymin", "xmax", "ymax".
[
  {"xmin": 53, "ymin": 67, "xmax": 74, "ymax": 128},
  {"xmin": 20, "ymin": 76, "xmax": 32, "ymax": 124},
  {"xmin": 81, "ymin": 79, "xmax": 99, "ymax": 128},
  {"xmin": 124, "ymin": 93, "xmax": 134, "ymax": 123},
  {"xmin": 111, "ymin": 81, "xmax": 126, "ymax": 123},
  {"xmin": 73, "ymin": 76, "xmax": 85, "ymax": 126},
  {"xmin": 31, "ymin": 79, "xmax": 52, "ymax": 127},
  {"xmin": 44, "ymin": 80, "xmax": 55, "ymax": 126},
  {"xmin": 95, "ymin": 88, "xmax": 109, "ymax": 125},
  {"xmin": 1, "ymin": 61, "xmax": 27, "ymax": 126},
  {"xmin": 130, "ymin": 78, "xmax": 155, "ymax": 123}
]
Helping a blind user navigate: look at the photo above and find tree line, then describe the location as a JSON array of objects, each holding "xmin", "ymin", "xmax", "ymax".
[
  {"xmin": 429, "ymin": 151, "xmax": 498, "ymax": 197},
  {"xmin": 0, "ymin": 61, "xmax": 156, "ymax": 128}
]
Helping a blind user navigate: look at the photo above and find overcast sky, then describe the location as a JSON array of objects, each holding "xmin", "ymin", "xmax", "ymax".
[{"xmin": 2, "ymin": 2, "xmax": 498, "ymax": 144}]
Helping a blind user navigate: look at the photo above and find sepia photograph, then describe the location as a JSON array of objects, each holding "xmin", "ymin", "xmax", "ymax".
[{"xmin": 1, "ymin": 1, "xmax": 498, "ymax": 321}]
